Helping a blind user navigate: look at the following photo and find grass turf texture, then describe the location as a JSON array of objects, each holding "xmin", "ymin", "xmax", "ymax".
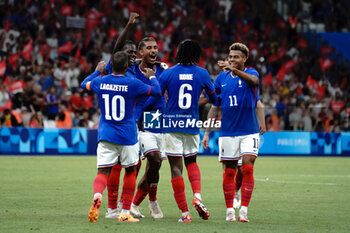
[{"xmin": 0, "ymin": 156, "xmax": 349, "ymax": 233}]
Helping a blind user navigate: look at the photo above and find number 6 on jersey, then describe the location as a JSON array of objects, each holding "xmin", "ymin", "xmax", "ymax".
[{"xmin": 178, "ymin": 83, "xmax": 192, "ymax": 109}]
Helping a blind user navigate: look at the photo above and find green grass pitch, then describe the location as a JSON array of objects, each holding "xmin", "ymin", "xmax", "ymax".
[{"xmin": 0, "ymin": 156, "xmax": 349, "ymax": 233}]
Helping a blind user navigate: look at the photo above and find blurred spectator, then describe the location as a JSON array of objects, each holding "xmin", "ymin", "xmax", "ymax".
[
  {"xmin": 56, "ymin": 101, "xmax": 72, "ymax": 129},
  {"xmin": 45, "ymin": 86, "xmax": 60, "ymax": 120}
]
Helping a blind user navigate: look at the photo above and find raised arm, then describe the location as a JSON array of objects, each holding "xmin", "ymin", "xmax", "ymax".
[
  {"xmin": 112, "ymin": 12, "xmax": 139, "ymax": 54},
  {"xmin": 218, "ymin": 60, "xmax": 259, "ymax": 86},
  {"xmin": 81, "ymin": 61, "xmax": 106, "ymax": 90}
]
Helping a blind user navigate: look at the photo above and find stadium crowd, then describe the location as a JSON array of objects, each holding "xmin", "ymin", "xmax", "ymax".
[{"xmin": 0, "ymin": 0, "xmax": 349, "ymax": 132}]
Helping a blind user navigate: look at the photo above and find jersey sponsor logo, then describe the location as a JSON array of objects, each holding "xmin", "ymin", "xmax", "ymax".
[
  {"xmin": 100, "ymin": 83, "xmax": 128, "ymax": 92},
  {"xmin": 179, "ymin": 74, "xmax": 193, "ymax": 80},
  {"xmin": 221, "ymin": 84, "xmax": 227, "ymax": 87}
]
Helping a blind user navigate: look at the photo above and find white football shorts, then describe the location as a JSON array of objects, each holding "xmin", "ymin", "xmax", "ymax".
[
  {"xmin": 163, "ymin": 133, "xmax": 199, "ymax": 157},
  {"xmin": 218, "ymin": 133, "xmax": 259, "ymax": 162},
  {"xmin": 97, "ymin": 140, "xmax": 140, "ymax": 168},
  {"xmin": 139, "ymin": 131, "xmax": 166, "ymax": 160}
]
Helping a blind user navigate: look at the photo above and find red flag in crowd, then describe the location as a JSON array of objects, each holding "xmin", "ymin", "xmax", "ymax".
[
  {"xmin": 306, "ymin": 75, "xmax": 319, "ymax": 89},
  {"xmin": 319, "ymin": 58, "xmax": 334, "ymax": 71},
  {"xmin": 198, "ymin": 57, "xmax": 205, "ymax": 68},
  {"xmin": 320, "ymin": 46, "xmax": 334, "ymax": 56},
  {"xmin": 135, "ymin": 29, "xmax": 142, "ymax": 42},
  {"xmin": 22, "ymin": 40, "xmax": 33, "ymax": 61},
  {"xmin": 5, "ymin": 18, "xmax": 10, "ymax": 32},
  {"xmin": 202, "ymin": 47, "xmax": 213, "ymax": 58},
  {"xmin": 75, "ymin": 45, "xmax": 81, "ymax": 59},
  {"xmin": 161, "ymin": 23, "xmax": 176, "ymax": 37},
  {"xmin": 288, "ymin": 16, "xmax": 298, "ymax": 29},
  {"xmin": 263, "ymin": 73, "xmax": 272, "ymax": 86},
  {"xmin": 268, "ymin": 40, "xmax": 287, "ymax": 63},
  {"xmin": 0, "ymin": 60, "xmax": 6, "ymax": 77},
  {"xmin": 61, "ymin": 5, "xmax": 73, "ymax": 16},
  {"xmin": 8, "ymin": 54, "xmax": 19, "ymax": 70},
  {"xmin": 41, "ymin": 5, "xmax": 51, "ymax": 20},
  {"xmin": 57, "ymin": 41, "xmax": 73, "ymax": 54},
  {"xmin": 276, "ymin": 59, "xmax": 296, "ymax": 81},
  {"xmin": 297, "ymin": 38, "xmax": 308, "ymax": 48},
  {"xmin": 109, "ymin": 29, "xmax": 118, "ymax": 40},
  {"xmin": 10, "ymin": 79, "xmax": 25, "ymax": 94},
  {"xmin": 306, "ymin": 75, "xmax": 325, "ymax": 99},
  {"xmin": 85, "ymin": 9, "xmax": 104, "ymax": 31}
]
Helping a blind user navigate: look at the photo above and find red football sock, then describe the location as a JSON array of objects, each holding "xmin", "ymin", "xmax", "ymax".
[
  {"xmin": 121, "ymin": 170, "xmax": 137, "ymax": 210},
  {"xmin": 148, "ymin": 184, "xmax": 158, "ymax": 202},
  {"xmin": 241, "ymin": 164, "xmax": 254, "ymax": 207},
  {"xmin": 186, "ymin": 162, "xmax": 201, "ymax": 194},
  {"xmin": 107, "ymin": 164, "xmax": 122, "ymax": 209},
  {"xmin": 171, "ymin": 176, "xmax": 188, "ymax": 212},
  {"xmin": 236, "ymin": 166, "xmax": 243, "ymax": 191},
  {"xmin": 222, "ymin": 167, "xmax": 236, "ymax": 208},
  {"xmin": 132, "ymin": 189, "xmax": 148, "ymax": 206},
  {"xmin": 93, "ymin": 173, "xmax": 108, "ymax": 195}
]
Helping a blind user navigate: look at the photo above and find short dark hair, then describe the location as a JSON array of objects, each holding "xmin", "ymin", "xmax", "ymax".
[
  {"xmin": 138, "ymin": 37, "xmax": 156, "ymax": 50},
  {"xmin": 229, "ymin": 43, "xmax": 249, "ymax": 58},
  {"xmin": 175, "ymin": 39, "xmax": 201, "ymax": 65},
  {"xmin": 122, "ymin": 40, "xmax": 136, "ymax": 50},
  {"xmin": 111, "ymin": 51, "xmax": 128, "ymax": 73}
]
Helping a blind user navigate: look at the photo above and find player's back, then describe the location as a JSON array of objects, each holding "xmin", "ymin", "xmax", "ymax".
[
  {"xmin": 160, "ymin": 64, "xmax": 215, "ymax": 134},
  {"xmin": 163, "ymin": 64, "xmax": 210, "ymax": 115},
  {"xmin": 90, "ymin": 74, "xmax": 147, "ymax": 145}
]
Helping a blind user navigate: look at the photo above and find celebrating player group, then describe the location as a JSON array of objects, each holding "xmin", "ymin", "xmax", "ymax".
[{"xmin": 81, "ymin": 12, "xmax": 265, "ymax": 224}]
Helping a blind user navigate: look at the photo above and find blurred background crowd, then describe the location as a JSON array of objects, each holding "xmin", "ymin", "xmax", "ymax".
[{"xmin": 0, "ymin": 0, "xmax": 349, "ymax": 132}]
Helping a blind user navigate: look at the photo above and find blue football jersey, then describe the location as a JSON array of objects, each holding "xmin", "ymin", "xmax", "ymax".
[
  {"xmin": 214, "ymin": 67, "xmax": 260, "ymax": 136},
  {"xmin": 105, "ymin": 58, "xmax": 136, "ymax": 78},
  {"xmin": 159, "ymin": 64, "xmax": 217, "ymax": 134},
  {"xmin": 81, "ymin": 70, "xmax": 160, "ymax": 145},
  {"xmin": 134, "ymin": 63, "xmax": 166, "ymax": 133}
]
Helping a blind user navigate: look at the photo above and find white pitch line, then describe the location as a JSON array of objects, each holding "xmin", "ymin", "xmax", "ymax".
[
  {"xmin": 257, "ymin": 174, "xmax": 350, "ymax": 178},
  {"xmin": 255, "ymin": 178, "xmax": 337, "ymax": 186}
]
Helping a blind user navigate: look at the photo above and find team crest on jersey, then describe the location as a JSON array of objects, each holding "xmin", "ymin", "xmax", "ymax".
[
  {"xmin": 143, "ymin": 110, "xmax": 162, "ymax": 129},
  {"xmin": 238, "ymin": 79, "xmax": 242, "ymax": 87}
]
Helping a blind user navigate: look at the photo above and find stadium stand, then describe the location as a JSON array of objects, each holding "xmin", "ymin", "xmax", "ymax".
[{"xmin": 0, "ymin": 0, "xmax": 349, "ymax": 132}]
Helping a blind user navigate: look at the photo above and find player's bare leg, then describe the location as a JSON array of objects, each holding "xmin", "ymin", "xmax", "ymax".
[
  {"xmin": 238, "ymin": 155, "xmax": 256, "ymax": 223},
  {"xmin": 89, "ymin": 167, "xmax": 111, "ymax": 223},
  {"xmin": 168, "ymin": 156, "xmax": 191, "ymax": 223},
  {"xmin": 222, "ymin": 160, "xmax": 238, "ymax": 222},
  {"xmin": 184, "ymin": 155, "xmax": 210, "ymax": 220},
  {"xmin": 146, "ymin": 151, "xmax": 163, "ymax": 218}
]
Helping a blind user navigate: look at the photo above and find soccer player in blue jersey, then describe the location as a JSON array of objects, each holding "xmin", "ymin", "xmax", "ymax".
[
  {"xmin": 81, "ymin": 51, "xmax": 160, "ymax": 223},
  {"xmin": 130, "ymin": 36, "xmax": 168, "ymax": 219},
  {"xmin": 102, "ymin": 12, "xmax": 140, "ymax": 220},
  {"xmin": 155, "ymin": 39, "xmax": 217, "ymax": 222},
  {"xmin": 202, "ymin": 42, "xmax": 260, "ymax": 222}
]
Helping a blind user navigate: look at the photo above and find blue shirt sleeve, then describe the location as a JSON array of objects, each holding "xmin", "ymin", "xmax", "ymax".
[
  {"xmin": 133, "ymin": 78, "xmax": 161, "ymax": 97},
  {"xmin": 81, "ymin": 70, "xmax": 101, "ymax": 91},
  {"xmin": 213, "ymin": 73, "xmax": 222, "ymax": 106},
  {"xmin": 201, "ymin": 70, "xmax": 217, "ymax": 104}
]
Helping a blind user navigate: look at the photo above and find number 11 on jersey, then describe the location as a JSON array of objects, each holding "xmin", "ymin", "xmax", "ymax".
[{"xmin": 229, "ymin": 95, "xmax": 238, "ymax": 106}]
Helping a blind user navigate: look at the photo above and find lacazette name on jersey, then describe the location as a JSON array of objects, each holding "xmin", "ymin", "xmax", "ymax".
[{"xmin": 100, "ymin": 83, "xmax": 128, "ymax": 92}]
